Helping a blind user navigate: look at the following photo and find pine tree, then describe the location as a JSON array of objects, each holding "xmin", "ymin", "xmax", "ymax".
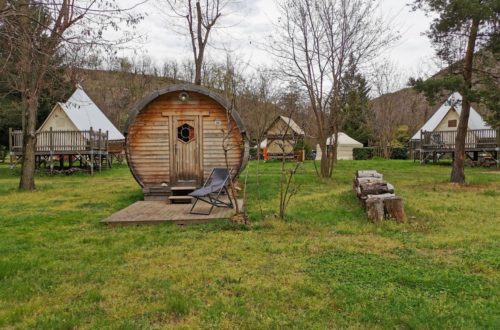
[
  {"xmin": 411, "ymin": 0, "xmax": 499, "ymax": 183},
  {"xmin": 340, "ymin": 62, "xmax": 372, "ymax": 146}
]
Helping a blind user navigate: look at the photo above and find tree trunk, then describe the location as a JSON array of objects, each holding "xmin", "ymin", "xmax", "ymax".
[
  {"xmin": 319, "ymin": 141, "xmax": 330, "ymax": 177},
  {"xmin": 19, "ymin": 94, "xmax": 38, "ymax": 191},
  {"xmin": 194, "ymin": 1, "xmax": 203, "ymax": 86},
  {"xmin": 450, "ymin": 17, "xmax": 480, "ymax": 184},
  {"xmin": 194, "ymin": 59, "xmax": 202, "ymax": 85}
]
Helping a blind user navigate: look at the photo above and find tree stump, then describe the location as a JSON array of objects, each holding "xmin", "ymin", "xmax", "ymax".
[
  {"xmin": 384, "ymin": 197, "xmax": 405, "ymax": 222},
  {"xmin": 366, "ymin": 198, "xmax": 384, "ymax": 223}
]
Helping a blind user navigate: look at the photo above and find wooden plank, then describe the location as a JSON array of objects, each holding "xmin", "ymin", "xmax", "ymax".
[{"xmin": 102, "ymin": 199, "xmax": 243, "ymax": 226}]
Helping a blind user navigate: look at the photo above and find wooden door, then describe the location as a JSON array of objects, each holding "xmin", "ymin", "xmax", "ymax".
[{"xmin": 173, "ymin": 116, "xmax": 200, "ymax": 183}]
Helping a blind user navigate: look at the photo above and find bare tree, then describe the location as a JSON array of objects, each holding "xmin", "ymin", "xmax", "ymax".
[
  {"xmin": 0, "ymin": 0, "xmax": 143, "ymax": 190},
  {"xmin": 369, "ymin": 61, "xmax": 407, "ymax": 158},
  {"xmin": 161, "ymin": 0, "xmax": 232, "ymax": 85},
  {"xmin": 276, "ymin": 116, "xmax": 302, "ymax": 220},
  {"xmin": 270, "ymin": 0, "xmax": 395, "ymax": 178}
]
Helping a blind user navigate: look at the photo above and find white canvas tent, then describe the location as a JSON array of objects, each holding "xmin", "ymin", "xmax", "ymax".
[
  {"xmin": 315, "ymin": 132, "xmax": 363, "ymax": 160},
  {"xmin": 410, "ymin": 92, "xmax": 492, "ymax": 141},
  {"xmin": 38, "ymin": 85, "xmax": 124, "ymax": 141}
]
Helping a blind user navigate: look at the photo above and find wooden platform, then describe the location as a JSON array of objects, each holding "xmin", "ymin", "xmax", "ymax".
[{"xmin": 102, "ymin": 199, "xmax": 243, "ymax": 226}]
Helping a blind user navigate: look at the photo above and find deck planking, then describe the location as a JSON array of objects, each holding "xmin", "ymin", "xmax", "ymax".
[{"xmin": 102, "ymin": 199, "xmax": 243, "ymax": 226}]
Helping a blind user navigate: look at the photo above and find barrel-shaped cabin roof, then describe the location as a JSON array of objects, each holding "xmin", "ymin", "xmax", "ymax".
[{"xmin": 126, "ymin": 84, "xmax": 246, "ymax": 134}]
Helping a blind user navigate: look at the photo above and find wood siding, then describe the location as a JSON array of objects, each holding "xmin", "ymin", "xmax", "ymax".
[{"xmin": 127, "ymin": 91, "xmax": 244, "ymax": 190}]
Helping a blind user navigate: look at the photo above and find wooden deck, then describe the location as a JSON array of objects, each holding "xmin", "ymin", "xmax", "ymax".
[{"xmin": 102, "ymin": 199, "xmax": 243, "ymax": 226}]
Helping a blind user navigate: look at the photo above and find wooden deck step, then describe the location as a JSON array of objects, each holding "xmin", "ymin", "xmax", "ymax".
[
  {"xmin": 171, "ymin": 186, "xmax": 197, "ymax": 191},
  {"xmin": 168, "ymin": 195, "xmax": 193, "ymax": 200},
  {"xmin": 168, "ymin": 195, "xmax": 193, "ymax": 204}
]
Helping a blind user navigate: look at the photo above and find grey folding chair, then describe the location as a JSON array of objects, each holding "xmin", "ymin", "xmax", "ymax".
[{"xmin": 189, "ymin": 168, "xmax": 234, "ymax": 215}]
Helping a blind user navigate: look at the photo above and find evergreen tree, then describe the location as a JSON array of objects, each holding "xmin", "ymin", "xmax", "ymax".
[
  {"xmin": 340, "ymin": 62, "xmax": 372, "ymax": 146},
  {"xmin": 411, "ymin": 0, "xmax": 499, "ymax": 183}
]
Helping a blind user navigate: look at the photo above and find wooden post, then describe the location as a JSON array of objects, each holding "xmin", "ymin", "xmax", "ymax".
[
  {"xmin": 496, "ymin": 129, "xmax": 500, "ymax": 168},
  {"xmin": 8, "ymin": 128, "xmax": 12, "ymax": 166},
  {"xmin": 106, "ymin": 131, "xmax": 111, "ymax": 168},
  {"xmin": 420, "ymin": 130, "xmax": 424, "ymax": 163},
  {"xmin": 89, "ymin": 127, "xmax": 94, "ymax": 175},
  {"xmin": 98, "ymin": 128, "xmax": 102, "ymax": 172},
  {"xmin": 49, "ymin": 127, "xmax": 54, "ymax": 174}
]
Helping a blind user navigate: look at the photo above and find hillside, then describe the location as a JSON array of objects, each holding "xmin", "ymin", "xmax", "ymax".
[
  {"xmin": 78, "ymin": 69, "xmax": 178, "ymax": 132},
  {"xmin": 370, "ymin": 51, "xmax": 499, "ymax": 142}
]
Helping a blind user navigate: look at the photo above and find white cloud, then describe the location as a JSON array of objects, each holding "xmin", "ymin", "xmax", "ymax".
[{"xmin": 119, "ymin": 0, "xmax": 438, "ymax": 77}]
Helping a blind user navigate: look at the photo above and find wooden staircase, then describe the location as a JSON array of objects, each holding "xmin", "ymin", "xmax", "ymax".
[{"xmin": 168, "ymin": 186, "xmax": 196, "ymax": 204}]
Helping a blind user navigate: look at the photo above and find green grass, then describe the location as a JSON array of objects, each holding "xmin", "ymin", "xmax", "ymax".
[{"xmin": 0, "ymin": 160, "xmax": 499, "ymax": 329}]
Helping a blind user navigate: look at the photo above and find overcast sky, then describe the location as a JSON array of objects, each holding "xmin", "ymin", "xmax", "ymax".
[{"xmin": 122, "ymin": 0, "xmax": 439, "ymax": 81}]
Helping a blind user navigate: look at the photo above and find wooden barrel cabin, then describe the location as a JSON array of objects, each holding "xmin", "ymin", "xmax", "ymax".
[{"xmin": 126, "ymin": 84, "xmax": 249, "ymax": 201}]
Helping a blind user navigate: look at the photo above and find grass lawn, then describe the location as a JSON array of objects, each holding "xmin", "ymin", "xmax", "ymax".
[{"xmin": 0, "ymin": 160, "xmax": 499, "ymax": 329}]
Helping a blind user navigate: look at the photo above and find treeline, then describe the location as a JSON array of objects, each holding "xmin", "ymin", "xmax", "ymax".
[{"xmin": 0, "ymin": 53, "xmax": 381, "ymax": 152}]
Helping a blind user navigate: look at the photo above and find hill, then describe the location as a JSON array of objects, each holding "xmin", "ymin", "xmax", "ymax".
[{"xmin": 369, "ymin": 51, "xmax": 499, "ymax": 146}]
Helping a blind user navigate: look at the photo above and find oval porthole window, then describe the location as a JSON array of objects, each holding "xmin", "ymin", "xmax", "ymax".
[{"xmin": 177, "ymin": 123, "xmax": 195, "ymax": 143}]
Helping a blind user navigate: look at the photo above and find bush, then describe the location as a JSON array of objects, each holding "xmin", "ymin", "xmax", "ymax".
[
  {"xmin": 249, "ymin": 146, "xmax": 258, "ymax": 160},
  {"xmin": 353, "ymin": 147, "xmax": 374, "ymax": 160},
  {"xmin": 390, "ymin": 147, "xmax": 408, "ymax": 160},
  {"xmin": 353, "ymin": 147, "xmax": 408, "ymax": 160},
  {"xmin": 0, "ymin": 145, "xmax": 6, "ymax": 163}
]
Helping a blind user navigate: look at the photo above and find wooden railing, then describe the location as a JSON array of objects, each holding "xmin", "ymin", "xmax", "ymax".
[
  {"xmin": 9, "ymin": 128, "xmax": 109, "ymax": 154},
  {"xmin": 420, "ymin": 129, "xmax": 498, "ymax": 150}
]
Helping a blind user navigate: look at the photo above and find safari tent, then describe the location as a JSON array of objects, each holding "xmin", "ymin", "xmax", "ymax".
[
  {"xmin": 126, "ymin": 84, "xmax": 249, "ymax": 201},
  {"xmin": 9, "ymin": 85, "xmax": 124, "ymax": 172},
  {"xmin": 315, "ymin": 132, "xmax": 363, "ymax": 160},
  {"xmin": 261, "ymin": 116, "xmax": 305, "ymax": 160},
  {"xmin": 38, "ymin": 85, "xmax": 125, "ymax": 143},
  {"xmin": 410, "ymin": 92, "xmax": 498, "ymax": 162},
  {"xmin": 410, "ymin": 92, "xmax": 493, "ymax": 144}
]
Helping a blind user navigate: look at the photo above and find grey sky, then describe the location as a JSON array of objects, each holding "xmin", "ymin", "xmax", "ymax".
[{"xmin": 122, "ymin": 0, "xmax": 438, "ymax": 80}]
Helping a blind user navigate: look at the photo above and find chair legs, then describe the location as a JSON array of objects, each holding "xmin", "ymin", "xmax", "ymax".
[{"xmin": 189, "ymin": 189, "xmax": 234, "ymax": 215}]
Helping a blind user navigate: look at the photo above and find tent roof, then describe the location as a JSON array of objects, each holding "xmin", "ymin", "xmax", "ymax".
[
  {"xmin": 266, "ymin": 116, "xmax": 305, "ymax": 135},
  {"xmin": 60, "ymin": 86, "xmax": 125, "ymax": 141},
  {"xmin": 260, "ymin": 116, "xmax": 305, "ymax": 148},
  {"xmin": 410, "ymin": 92, "xmax": 491, "ymax": 140},
  {"xmin": 326, "ymin": 132, "xmax": 363, "ymax": 146},
  {"xmin": 276, "ymin": 116, "xmax": 305, "ymax": 135}
]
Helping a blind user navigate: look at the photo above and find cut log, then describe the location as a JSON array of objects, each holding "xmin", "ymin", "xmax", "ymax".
[
  {"xmin": 384, "ymin": 197, "xmax": 405, "ymax": 222},
  {"xmin": 366, "ymin": 193, "xmax": 396, "ymax": 200},
  {"xmin": 355, "ymin": 177, "xmax": 385, "ymax": 186},
  {"xmin": 366, "ymin": 198, "xmax": 384, "ymax": 223},
  {"xmin": 360, "ymin": 182, "xmax": 391, "ymax": 196},
  {"xmin": 356, "ymin": 170, "xmax": 383, "ymax": 179},
  {"xmin": 355, "ymin": 186, "xmax": 362, "ymax": 198}
]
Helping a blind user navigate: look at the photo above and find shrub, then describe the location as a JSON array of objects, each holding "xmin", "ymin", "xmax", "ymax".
[
  {"xmin": 353, "ymin": 147, "xmax": 408, "ymax": 160},
  {"xmin": 390, "ymin": 147, "xmax": 408, "ymax": 160},
  {"xmin": 249, "ymin": 146, "xmax": 258, "ymax": 160},
  {"xmin": 353, "ymin": 147, "xmax": 374, "ymax": 160},
  {"xmin": 0, "ymin": 145, "xmax": 6, "ymax": 163}
]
